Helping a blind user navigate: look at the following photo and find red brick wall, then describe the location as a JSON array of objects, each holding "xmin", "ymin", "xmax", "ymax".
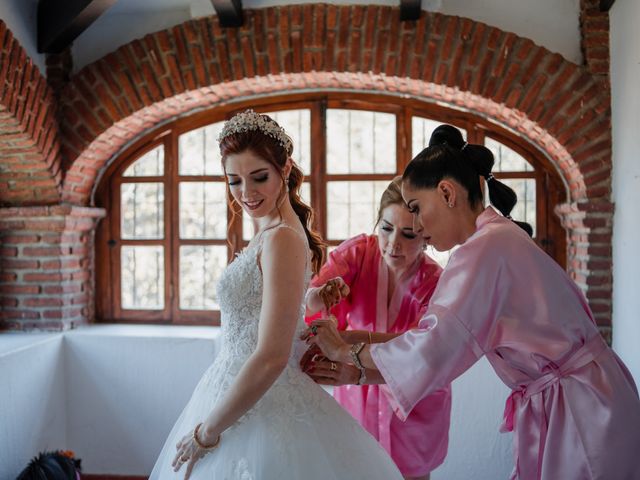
[
  {"xmin": 0, "ymin": 5, "xmax": 614, "ymax": 332},
  {"xmin": 581, "ymin": 0, "xmax": 610, "ymax": 78},
  {"xmin": 0, "ymin": 206, "xmax": 104, "ymax": 330},
  {"xmin": 0, "ymin": 20, "xmax": 62, "ymax": 207}
]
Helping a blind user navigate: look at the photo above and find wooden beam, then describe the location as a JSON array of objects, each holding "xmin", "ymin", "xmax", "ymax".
[
  {"xmin": 599, "ymin": 0, "xmax": 615, "ymax": 12},
  {"xmin": 38, "ymin": 0, "xmax": 117, "ymax": 53},
  {"xmin": 211, "ymin": 0, "xmax": 244, "ymax": 28},
  {"xmin": 400, "ymin": 0, "xmax": 421, "ymax": 21}
]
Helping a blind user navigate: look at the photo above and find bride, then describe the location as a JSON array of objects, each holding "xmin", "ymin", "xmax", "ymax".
[{"xmin": 150, "ymin": 110, "xmax": 403, "ymax": 480}]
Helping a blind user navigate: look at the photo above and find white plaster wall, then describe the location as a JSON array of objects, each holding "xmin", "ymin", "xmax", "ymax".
[
  {"xmin": 0, "ymin": 335, "xmax": 66, "ymax": 479},
  {"xmin": 71, "ymin": 0, "xmax": 582, "ymax": 72},
  {"xmin": 433, "ymin": 357, "xmax": 513, "ymax": 479},
  {"xmin": 610, "ymin": 1, "xmax": 640, "ymax": 385},
  {"xmin": 71, "ymin": 8, "xmax": 190, "ymax": 75},
  {"xmin": 0, "ymin": 0, "xmax": 46, "ymax": 74},
  {"xmin": 440, "ymin": 0, "xmax": 581, "ymax": 63},
  {"xmin": 0, "ymin": 326, "xmax": 512, "ymax": 478},
  {"xmin": 64, "ymin": 325, "xmax": 221, "ymax": 474}
]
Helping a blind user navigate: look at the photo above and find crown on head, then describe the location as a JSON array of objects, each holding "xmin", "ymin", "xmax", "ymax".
[{"xmin": 218, "ymin": 109, "xmax": 293, "ymax": 155}]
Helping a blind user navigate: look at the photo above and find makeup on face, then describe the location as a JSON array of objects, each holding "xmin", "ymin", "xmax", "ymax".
[
  {"xmin": 377, "ymin": 204, "xmax": 423, "ymax": 272},
  {"xmin": 402, "ymin": 184, "xmax": 450, "ymax": 251},
  {"xmin": 224, "ymin": 151, "xmax": 285, "ymax": 219}
]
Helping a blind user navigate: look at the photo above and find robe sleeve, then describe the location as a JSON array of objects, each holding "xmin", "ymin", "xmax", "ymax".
[
  {"xmin": 311, "ymin": 234, "xmax": 368, "ymax": 287},
  {"xmin": 307, "ymin": 234, "xmax": 369, "ymax": 330},
  {"xmin": 409, "ymin": 257, "xmax": 442, "ymax": 329},
  {"xmin": 371, "ymin": 235, "xmax": 505, "ymax": 420}
]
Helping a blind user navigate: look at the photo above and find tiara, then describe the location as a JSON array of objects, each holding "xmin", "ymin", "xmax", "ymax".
[{"xmin": 218, "ymin": 109, "xmax": 293, "ymax": 155}]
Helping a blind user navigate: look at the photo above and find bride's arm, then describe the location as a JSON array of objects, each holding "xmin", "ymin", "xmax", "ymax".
[{"xmin": 199, "ymin": 227, "xmax": 307, "ymax": 444}]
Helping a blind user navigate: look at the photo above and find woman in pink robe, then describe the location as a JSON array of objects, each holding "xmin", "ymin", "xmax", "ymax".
[
  {"xmin": 307, "ymin": 125, "xmax": 640, "ymax": 480},
  {"xmin": 304, "ymin": 177, "xmax": 451, "ymax": 480}
]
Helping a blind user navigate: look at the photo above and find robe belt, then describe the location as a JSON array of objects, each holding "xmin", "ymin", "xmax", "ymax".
[
  {"xmin": 501, "ymin": 334, "xmax": 608, "ymax": 433},
  {"xmin": 500, "ymin": 334, "xmax": 608, "ymax": 480}
]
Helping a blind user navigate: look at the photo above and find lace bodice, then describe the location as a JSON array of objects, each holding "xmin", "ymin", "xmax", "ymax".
[
  {"xmin": 216, "ymin": 224, "xmax": 312, "ymax": 363},
  {"xmin": 151, "ymin": 226, "xmax": 404, "ymax": 480}
]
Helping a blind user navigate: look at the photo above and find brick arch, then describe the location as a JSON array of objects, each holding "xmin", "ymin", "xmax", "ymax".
[
  {"xmin": 0, "ymin": 20, "xmax": 61, "ymax": 206},
  {"xmin": 60, "ymin": 4, "xmax": 612, "ymax": 204},
  {"xmin": 59, "ymin": 4, "xmax": 613, "ymax": 332}
]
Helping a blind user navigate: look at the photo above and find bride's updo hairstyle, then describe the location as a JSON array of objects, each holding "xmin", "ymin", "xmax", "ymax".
[
  {"xmin": 404, "ymin": 124, "xmax": 533, "ymax": 236},
  {"xmin": 219, "ymin": 110, "xmax": 325, "ymax": 273}
]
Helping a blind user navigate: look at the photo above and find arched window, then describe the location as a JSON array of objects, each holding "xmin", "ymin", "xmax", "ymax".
[{"xmin": 95, "ymin": 94, "xmax": 566, "ymax": 324}]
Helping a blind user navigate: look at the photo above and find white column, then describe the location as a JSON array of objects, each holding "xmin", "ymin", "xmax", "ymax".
[{"xmin": 611, "ymin": 0, "xmax": 640, "ymax": 384}]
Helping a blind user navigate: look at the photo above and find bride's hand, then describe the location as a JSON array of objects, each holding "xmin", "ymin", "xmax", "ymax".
[
  {"xmin": 303, "ymin": 319, "xmax": 350, "ymax": 362},
  {"xmin": 172, "ymin": 430, "xmax": 206, "ymax": 479}
]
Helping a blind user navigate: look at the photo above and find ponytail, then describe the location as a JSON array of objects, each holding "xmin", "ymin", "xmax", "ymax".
[{"xmin": 286, "ymin": 163, "xmax": 325, "ymax": 273}]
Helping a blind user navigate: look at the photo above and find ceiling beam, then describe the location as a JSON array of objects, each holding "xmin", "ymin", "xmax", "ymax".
[
  {"xmin": 400, "ymin": 0, "xmax": 422, "ymax": 21},
  {"xmin": 211, "ymin": 0, "xmax": 244, "ymax": 28},
  {"xmin": 38, "ymin": 0, "xmax": 117, "ymax": 53},
  {"xmin": 599, "ymin": 0, "xmax": 615, "ymax": 12}
]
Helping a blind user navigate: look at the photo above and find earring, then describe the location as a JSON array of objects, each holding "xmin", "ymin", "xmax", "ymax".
[{"xmin": 448, "ymin": 203, "xmax": 454, "ymax": 208}]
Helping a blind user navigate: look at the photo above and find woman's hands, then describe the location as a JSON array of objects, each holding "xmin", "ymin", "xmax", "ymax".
[
  {"xmin": 301, "ymin": 319, "xmax": 351, "ymax": 363},
  {"xmin": 172, "ymin": 424, "xmax": 220, "ymax": 479},
  {"xmin": 172, "ymin": 430, "xmax": 205, "ymax": 479},
  {"xmin": 318, "ymin": 277, "xmax": 350, "ymax": 310},
  {"xmin": 304, "ymin": 354, "xmax": 361, "ymax": 385}
]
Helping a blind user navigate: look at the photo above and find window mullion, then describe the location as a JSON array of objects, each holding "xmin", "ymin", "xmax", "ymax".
[
  {"xmin": 167, "ymin": 131, "xmax": 179, "ymax": 322},
  {"xmin": 311, "ymin": 100, "xmax": 327, "ymax": 240}
]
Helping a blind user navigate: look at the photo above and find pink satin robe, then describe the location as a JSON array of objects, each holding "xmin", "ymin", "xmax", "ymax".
[
  {"xmin": 371, "ymin": 208, "xmax": 640, "ymax": 480},
  {"xmin": 308, "ymin": 234, "xmax": 452, "ymax": 476}
]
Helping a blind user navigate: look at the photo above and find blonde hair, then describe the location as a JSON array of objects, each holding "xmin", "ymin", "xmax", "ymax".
[{"xmin": 374, "ymin": 176, "xmax": 405, "ymax": 227}]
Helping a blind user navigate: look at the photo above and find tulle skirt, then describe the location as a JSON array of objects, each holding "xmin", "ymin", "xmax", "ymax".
[{"xmin": 149, "ymin": 356, "xmax": 403, "ymax": 480}]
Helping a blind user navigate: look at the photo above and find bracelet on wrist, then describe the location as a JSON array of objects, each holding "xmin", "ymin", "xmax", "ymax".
[
  {"xmin": 193, "ymin": 423, "xmax": 221, "ymax": 451},
  {"xmin": 349, "ymin": 342, "xmax": 366, "ymax": 370},
  {"xmin": 356, "ymin": 367, "xmax": 367, "ymax": 385}
]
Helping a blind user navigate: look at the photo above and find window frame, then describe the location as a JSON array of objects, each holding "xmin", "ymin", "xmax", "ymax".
[{"xmin": 95, "ymin": 92, "xmax": 566, "ymax": 325}]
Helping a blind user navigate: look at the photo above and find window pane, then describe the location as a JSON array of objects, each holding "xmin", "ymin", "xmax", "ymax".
[
  {"xmin": 121, "ymin": 246, "xmax": 164, "ymax": 309},
  {"xmin": 326, "ymin": 181, "xmax": 390, "ymax": 240},
  {"xmin": 501, "ymin": 179, "xmax": 537, "ymax": 236},
  {"xmin": 412, "ymin": 117, "xmax": 440, "ymax": 157},
  {"xmin": 263, "ymin": 109, "xmax": 311, "ymax": 175},
  {"xmin": 123, "ymin": 146, "xmax": 164, "ymax": 177},
  {"xmin": 179, "ymin": 122, "xmax": 225, "ymax": 176},
  {"xmin": 179, "ymin": 245, "xmax": 227, "ymax": 310},
  {"xmin": 121, "ymin": 183, "xmax": 164, "ymax": 239},
  {"xmin": 412, "ymin": 117, "xmax": 468, "ymax": 157},
  {"xmin": 179, "ymin": 182, "xmax": 227, "ymax": 239},
  {"xmin": 485, "ymin": 137, "xmax": 533, "ymax": 172},
  {"xmin": 242, "ymin": 183, "xmax": 311, "ymax": 241},
  {"xmin": 327, "ymin": 110, "xmax": 396, "ymax": 174}
]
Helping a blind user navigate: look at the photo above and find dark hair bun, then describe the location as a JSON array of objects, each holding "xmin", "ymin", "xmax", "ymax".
[{"xmin": 429, "ymin": 124, "xmax": 465, "ymax": 149}]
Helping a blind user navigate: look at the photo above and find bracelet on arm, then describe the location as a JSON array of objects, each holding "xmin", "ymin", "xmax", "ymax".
[
  {"xmin": 349, "ymin": 342, "xmax": 366, "ymax": 370},
  {"xmin": 193, "ymin": 423, "xmax": 221, "ymax": 451},
  {"xmin": 349, "ymin": 342, "xmax": 367, "ymax": 385},
  {"xmin": 356, "ymin": 367, "xmax": 367, "ymax": 385}
]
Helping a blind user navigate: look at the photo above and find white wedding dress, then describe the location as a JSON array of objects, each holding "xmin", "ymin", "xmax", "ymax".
[{"xmin": 150, "ymin": 224, "xmax": 403, "ymax": 479}]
